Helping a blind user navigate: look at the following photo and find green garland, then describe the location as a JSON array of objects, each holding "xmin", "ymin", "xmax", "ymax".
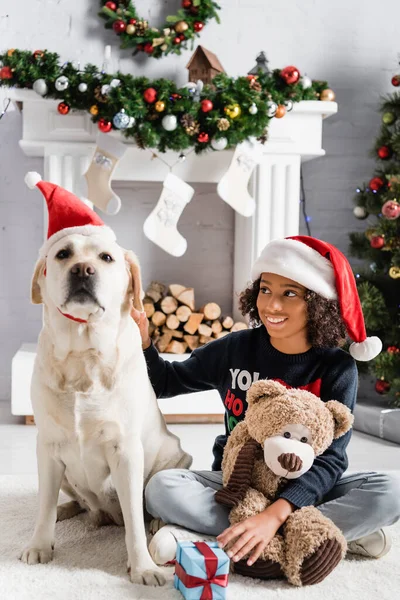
[
  {"xmin": 0, "ymin": 48, "xmax": 330, "ymax": 154},
  {"xmin": 99, "ymin": 0, "xmax": 221, "ymax": 59}
]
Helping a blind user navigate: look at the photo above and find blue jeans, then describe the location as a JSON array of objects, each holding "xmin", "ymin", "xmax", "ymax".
[{"xmin": 145, "ymin": 469, "xmax": 400, "ymax": 542}]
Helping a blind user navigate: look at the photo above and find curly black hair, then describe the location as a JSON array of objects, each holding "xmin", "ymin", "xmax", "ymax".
[{"xmin": 238, "ymin": 277, "xmax": 347, "ymax": 348}]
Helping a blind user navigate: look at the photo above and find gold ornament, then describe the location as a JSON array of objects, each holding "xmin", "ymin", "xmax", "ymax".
[
  {"xmin": 320, "ymin": 88, "xmax": 336, "ymax": 101},
  {"xmin": 389, "ymin": 266, "xmax": 400, "ymax": 279},
  {"xmin": 224, "ymin": 104, "xmax": 241, "ymax": 119},
  {"xmin": 7, "ymin": 49, "xmax": 15, "ymax": 57},
  {"xmin": 90, "ymin": 105, "xmax": 99, "ymax": 116},
  {"xmin": 365, "ymin": 228, "xmax": 376, "ymax": 241},
  {"xmin": 217, "ymin": 118, "xmax": 230, "ymax": 131},
  {"xmin": 155, "ymin": 100, "xmax": 166, "ymax": 112},
  {"xmin": 175, "ymin": 20, "xmax": 189, "ymax": 33},
  {"xmin": 126, "ymin": 24, "xmax": 136, "ymax": 35},
  {"xmin": 136, "ymin": 20, "xmax": 148, "ymax": 35}
]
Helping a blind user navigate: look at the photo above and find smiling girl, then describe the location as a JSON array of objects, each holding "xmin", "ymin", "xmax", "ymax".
[{"xmin": 132, "ymin": 236, "xmax": 400, "ymax": 577}]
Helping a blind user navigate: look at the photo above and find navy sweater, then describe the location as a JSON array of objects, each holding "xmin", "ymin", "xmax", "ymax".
[{"xmin": 144, "ymin": 326, "xmax": 358, "ymax": 509}]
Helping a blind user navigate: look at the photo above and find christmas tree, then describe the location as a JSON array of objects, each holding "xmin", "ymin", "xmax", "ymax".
[{"xmin": 350, "ymin": 71, "xmax": 400, "ymax": 407}]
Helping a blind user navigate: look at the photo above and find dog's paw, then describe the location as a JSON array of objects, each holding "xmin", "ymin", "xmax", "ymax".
[
  {"xmin": 19, "ymin": 544, "xmax": 54, "ymax": 565},
  {"xmin": 129, "ymin": 566, "xmax": 166, "ymax": 586}
]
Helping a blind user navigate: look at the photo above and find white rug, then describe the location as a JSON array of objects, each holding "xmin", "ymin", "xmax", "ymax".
[{"xmin": 0, "ymin": 475, "xmax": 399, "ymax": 600}]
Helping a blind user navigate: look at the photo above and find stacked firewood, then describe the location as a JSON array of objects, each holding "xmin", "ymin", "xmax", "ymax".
[{"xmin": 144, "ymin": 281, "xmax": 248, "ymax": 354}]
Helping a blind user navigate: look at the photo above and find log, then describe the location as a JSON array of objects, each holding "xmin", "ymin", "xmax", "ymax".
[
  {"xmin": 166, "ymin": 340, "xmax": 188, "ymax": 354},
  {"xmin": 183, "ymin": 313, "xmax": 204, "ymax": 335},
  {"xmin": 200, "ymin": 302, "xmax": 222, "ymax": 321},
  {"xmin": 143, "ymin": 297, "xmax": 155, "ymax": 319},
  {"xmin": 162, "ymin": 326, "xmax": 184, "ymax": 339},
  {"xmin": 166, "ymin": 314, "xmax": 180, "ymax": 330},
  {"xmin": 211, "ymin": 320, "xmax": 223, "ymax": 335},
  {"xmin": 161, "ymin": 295, "xmax": 179, "ymax": 315},
  {"xmin": 176, "ymin": 305, "xmax": 192, "ymax": 323},
  {"xmin": 184, "ymin": 335, "xmax": 200, "ymax": 351},
  {"xmin": 215, "ymin": 331, "xmax": 230, "ymax": 339},
  {"xmin": 169, "ymin": 284, "xmax": 187, "ymax": 299},
  {"xmin": 231, "ymin": 321, "xmax": 248, "ymax": 332},
  {"xmin": 177, "ymin": 287, "xmax": 196, "ymax": 311},
  {"xmin": 157, "ymin": 332, "xmax": 173, "ymax": 352},
  {"xmin": 146, "ymin": 281, "xmax": 166, "ymax": 303},
  {"xmin": 198, "ymin": 323, "xmax": 213, "ymax": 337},
  {"xmin": 199, "ymin": 335, "xmax": 213, "ymax": 344},
  {"xmin": 152, "ymin": 311, "xmax": 167, "ymax": 327},
  {"xmin": 222, "ymin": 316, "xmax": 234, "ymax": 330}
]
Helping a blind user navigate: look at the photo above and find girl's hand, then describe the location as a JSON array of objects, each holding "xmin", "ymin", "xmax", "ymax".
[
  {"xmin": 217, "ymin": 500, "xmax": 294, "ymax": 566},
  {"xmin": 130, "ymin": 306, "xmax": 151, "ymax": 349}
]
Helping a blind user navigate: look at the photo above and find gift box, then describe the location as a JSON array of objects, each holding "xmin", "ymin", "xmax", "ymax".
[
  {"xmin": 354, "ymin": 396, "xmax": 400, "ymax": 445},
  {"xmin": 174, "ymin": 541, "xmax": 230, "ymax": 600}
]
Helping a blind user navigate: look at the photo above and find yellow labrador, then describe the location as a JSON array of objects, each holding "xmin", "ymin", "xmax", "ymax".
[{"xmin": 20, "ymin": 232, "xmax": 192, "ymax": 586}]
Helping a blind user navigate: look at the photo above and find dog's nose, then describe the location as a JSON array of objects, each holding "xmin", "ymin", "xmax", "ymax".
[{"xmin": 70, "ymin": 263, "xmax": 96, "ymax": 278}]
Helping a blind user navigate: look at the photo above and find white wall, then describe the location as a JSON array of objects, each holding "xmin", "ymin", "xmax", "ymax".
[{"xmin": 1, "ymin": 0, "xmax": 400, "ymax": 402}]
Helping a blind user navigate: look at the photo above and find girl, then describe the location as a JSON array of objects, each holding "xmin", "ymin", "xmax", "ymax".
[{"xmin": 132, "ymin": 236, "xmax": 400, "ymax": 572}]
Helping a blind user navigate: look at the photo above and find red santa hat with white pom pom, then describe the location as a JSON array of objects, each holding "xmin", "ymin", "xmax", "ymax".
[
  {"xmin": 251, "ymin": 235, "xmax": 382, "ymax": 361},
  {"xmin": 25, "ymin": 171, "xmax": 116, "ymax": 257}
]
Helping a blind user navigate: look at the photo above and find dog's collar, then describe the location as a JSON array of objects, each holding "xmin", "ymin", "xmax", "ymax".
[{"xmin": 57, "ymin": 308, "xmax": 88, "ymax": 324}]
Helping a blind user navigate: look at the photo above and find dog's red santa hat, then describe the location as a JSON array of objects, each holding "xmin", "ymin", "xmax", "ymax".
[
  {"xmin": 25, "ymin": 171, "xmax": 116, "ymax": 257},
  {"xmin": 251, "ymin": 235, "xmax": 382, "ymax": 361}
]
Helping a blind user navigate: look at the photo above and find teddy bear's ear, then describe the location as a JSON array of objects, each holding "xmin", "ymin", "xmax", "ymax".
[
  {"xmin": 325, "ymin": 400, "xmax": 354, "ymax": 439},
  {"xmin": 247, "ymin": 379, "xmax": 286, "ymax": 405}
]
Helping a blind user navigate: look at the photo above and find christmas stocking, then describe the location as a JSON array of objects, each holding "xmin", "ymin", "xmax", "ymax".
[
  {"xmin": 80, "ymin": 132, "xmax": 127, "ymax": 215},
  {"xmin": 143, "ymin": 173, "xmax": 194, "ymax": 257},
  {"xmin": 217, "ymin": 139, "xmax": 264, "ymax": 217}
]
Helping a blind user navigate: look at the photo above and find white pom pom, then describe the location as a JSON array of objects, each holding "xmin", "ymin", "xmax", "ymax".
[
  {"xmin": 25, "ymin": 172, "xmax": 42, "ymax": 189},
  {"xmin": 349, "ymin": 336, "xmax": 383, "ymax": 361}
]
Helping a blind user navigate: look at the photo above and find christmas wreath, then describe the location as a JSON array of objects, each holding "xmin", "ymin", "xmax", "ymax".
[
  {"xmin": 99, "ymin": 0, "xmax": 221, "ymax": 59},
  {"xmin": 0, "ymin": 48, "xmax": 333, "ymax": 154}
]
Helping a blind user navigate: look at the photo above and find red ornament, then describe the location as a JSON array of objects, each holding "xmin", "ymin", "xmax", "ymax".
[
  {"xmin": 382, "ymin": 200, "xmax": 400, "ymax": 220},
  {"xmin": 378, "ymin": 146, "xmax": 391, "ymax": 160},
  {"xmin": 129, "ymin": 18, "xmax": 137, "ymax": 24},
  {"xmin": 280, "ymin": 66, "xmax": 300, "ymax": 85},
  {"xmin": 105, "ymin": 1, "xmax": 117, "ymax": 10},
  {"xmin": 369, "ymin": 177, "xmax": 384, "ymax": 192},
  {"xmin": 370, "ymin": 235, "xmax": 385, "ymax": 249},
  {"xmin": 33, "ymin": 50, "xmax": 44, "ymax": 60},
  {"xmin": 179, "ymin": 34, "xmax": 185, "ymax": 40},
  {"xmin": 387, "ymin": 346, "xmax": 400, "ymax": 354},
  {"xmin": 113, "ymin": 20, "xmax": 126, "ymax": 34},
  {"xmin": 375, "ymin": 379, "xmax": 391, "ymax": 394},
  {"xmin": 0, "ymin": 66, "xmax": 13, "ymax": 80},
  {"xmin": 201, "ymin": 99, "xmax": 213, "ymax": 113},
  {"xmin": 194, "ymin": 21, "xmax": 204, "ymax": 32},
  {"xmin": 391, "ymin": 75, "xmax": 400, "ymax": 87},
  {"xmin": 171, "ymin": 93, "xmax": 181, "ymax": 100},
  {"xmin": 182, "ymin": 0, "xmax": 192, "ymax": 7},
  {"xmin": 144, "ymin": 43, "xmax": 154, "ymax": 54},
  {"xmin": 57, "ymin": 102, "xmax": 70, "ymax": 115},
  {"xmin": 98, "ymin": 118, "xmax": 112, "ymax": 133},
  {"xmin": 173, "ymin": 37, "xmax": 181, "ymax": 45},
  {"xmin": 198, "ymin": 132, "xmax": 209, "ymax": 143},
  {"xmin": 143, "ymin": 88, "xmax": 157, "ymax": 103}
]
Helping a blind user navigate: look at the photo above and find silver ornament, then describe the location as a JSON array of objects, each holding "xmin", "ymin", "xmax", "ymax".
[
  {"xmin": 113, "ymin": 109, "xmax": 131, "ymax": 130},
  {"xmin": 353, "ymin": 206, "xmax": 368, "ymax": 219},
  {"xmin": 267, "ymin": 101, "xmax": 277, "ymax": 117},
  {"xmin": 285, "ymin": 100, "xmax": 294, "ymax": 112},
  {"xmin": 127, "ymin": 116, "xmax": 136, "ymax": 128},
  {"xmin": 211, "ymin": 137, "xmax": 228, "ymax": 151},
  {"xmin": 55, "ymin": 75, "xmax": 69, "ymax": 92},
  {"xmin": 162, "ymin": 115, "xmax": 178, "ymax": 131},
  {"xmin": 249, "ymin": 103, "xmax": 258, "ymax": 115},
  {"xmin": 301, "ymin": 75, "xmax": 312, "ymax": 89},
  {"xmin": 33, "ymin": 78, "xmax": 48, "ymax": 96},
  {"xmin": 78, "ymin": 82, "xmax": 88, "ymax": 93}
]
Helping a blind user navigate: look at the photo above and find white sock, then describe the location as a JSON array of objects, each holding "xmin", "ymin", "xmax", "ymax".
[
  {"xmin": 79, "ymin": 132, "xmax": 127, "ymax": 215},
  {"xmin": 149, "ymin": 524, "xmax": 215, "ymax": 565},
  {"xmin": 143, "ymin": 172, "xmax": 194, "ymax": 257},
  {"xmin": 217, "ymin": 139, "xmax": 264, "ymax": 217}
]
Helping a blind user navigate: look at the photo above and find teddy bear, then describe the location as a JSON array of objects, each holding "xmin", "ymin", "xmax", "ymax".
[{"xmin": 215, "ymin": 379, "xmax": 354, "ymax": 587}]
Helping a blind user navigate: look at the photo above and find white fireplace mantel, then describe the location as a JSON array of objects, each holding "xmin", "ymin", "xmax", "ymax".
[{"xmin": 9, "ymin": 88, "xmax": 337, "ymax": 317}]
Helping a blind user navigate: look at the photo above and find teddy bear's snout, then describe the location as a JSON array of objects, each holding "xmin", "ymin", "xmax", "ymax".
[{"xmin": 278, "ymin": 452, "xmax": 303, "ymax": 472}]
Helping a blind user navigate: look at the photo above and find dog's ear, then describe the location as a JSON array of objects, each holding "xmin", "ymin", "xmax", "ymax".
[
  {"xmin": 124, "ymin": 250, "xmax": 144, "ymax": 312},
  {"xmin": 31, "ymin": 257, "xmax": 46, "ymax": 305}
]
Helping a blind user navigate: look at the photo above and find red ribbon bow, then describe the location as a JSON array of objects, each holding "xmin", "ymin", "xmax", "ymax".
[{"xmin": 175, "ymin": 541, "xmax": 228, "ymax": 600}]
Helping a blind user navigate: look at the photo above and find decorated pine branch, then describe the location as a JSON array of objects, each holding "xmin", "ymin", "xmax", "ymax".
[
  {"xmin": 0, "ymin": 48, "xmax": 333, "ymax": 154},
  {"xmin": 350, "ymin": 67, "xmax": 400, "ymax": 405}
]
